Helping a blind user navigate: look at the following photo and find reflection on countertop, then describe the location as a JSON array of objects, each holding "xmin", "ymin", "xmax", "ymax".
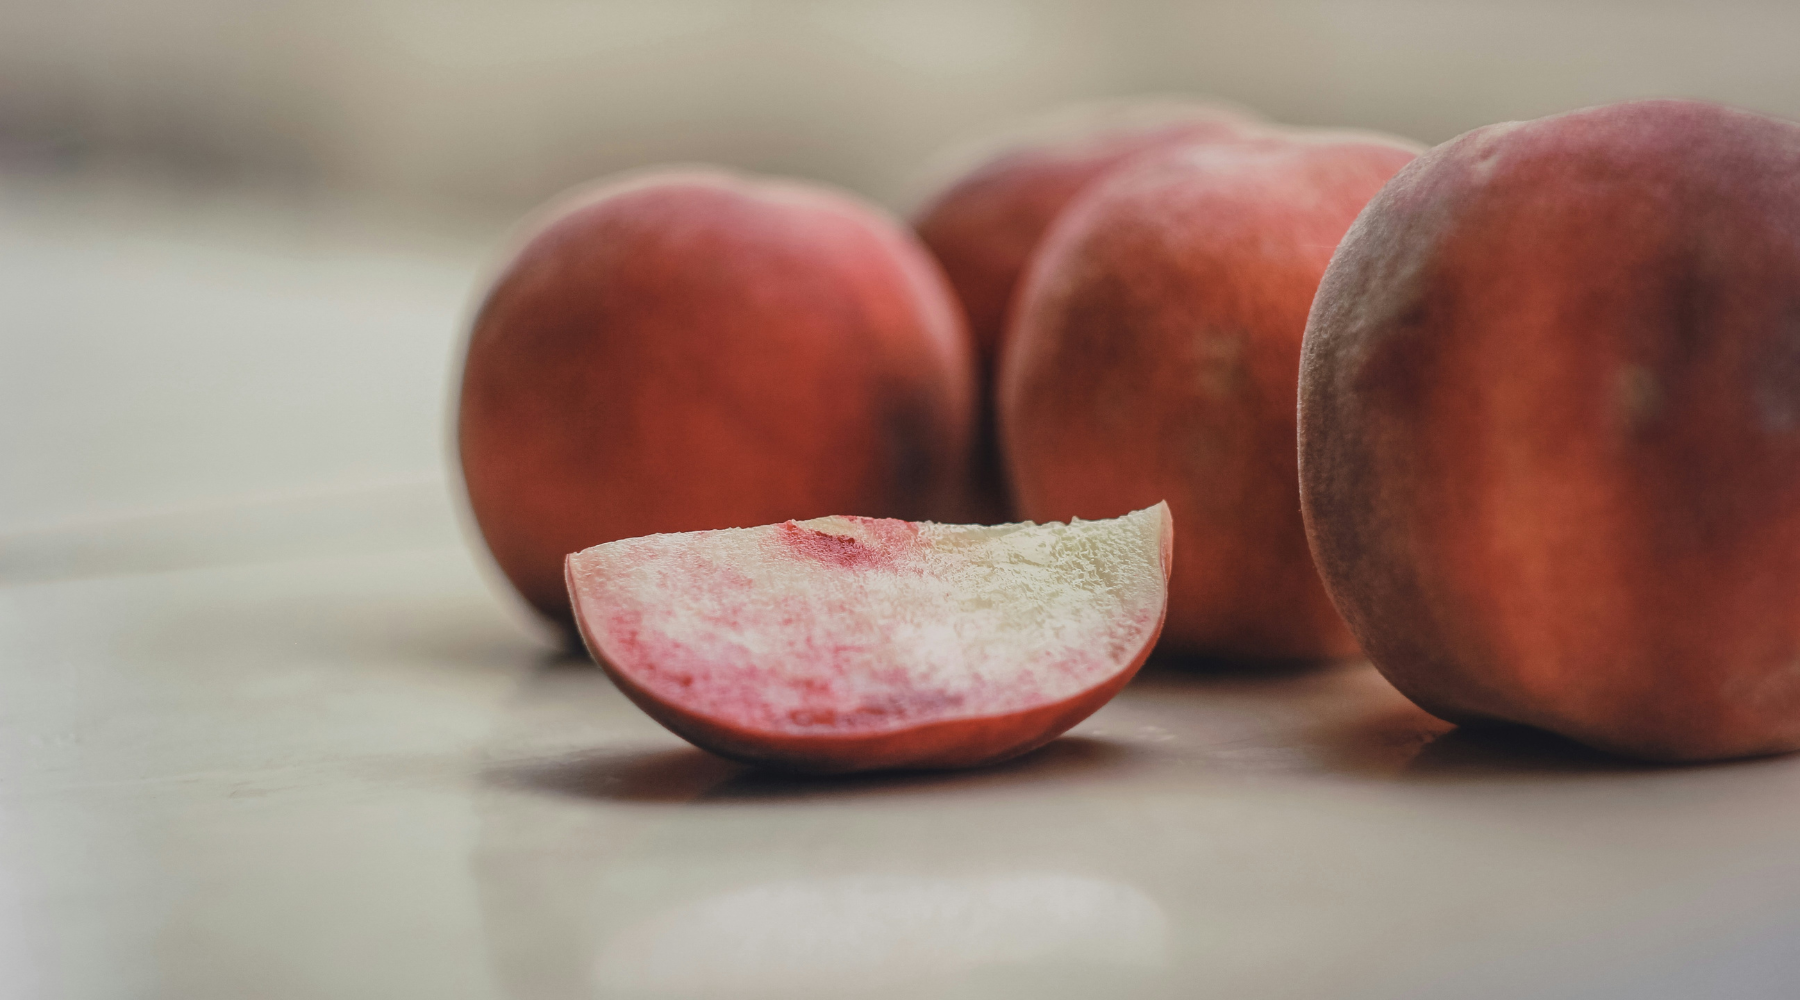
[{"xmin": 593, "ymin": 872, "xmax": 1166, "ymax": 998}]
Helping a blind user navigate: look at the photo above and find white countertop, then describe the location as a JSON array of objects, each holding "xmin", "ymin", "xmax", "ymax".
[{"xmin": 3, "ymin": 173, "xmax": 1797, "ymax": 1000}]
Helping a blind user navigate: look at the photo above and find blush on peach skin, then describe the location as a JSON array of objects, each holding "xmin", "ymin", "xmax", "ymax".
[
  {"xmin": 1301, "ymin": 99, "xmax": 1800, "ymax": 761},
  {"xmin": 913, "ymin": 99, "xmax": 1261, "ymax": 521},
  {"xmin": 1001, "ymin": 128, "xmax": 1420, "ymax": 661}
]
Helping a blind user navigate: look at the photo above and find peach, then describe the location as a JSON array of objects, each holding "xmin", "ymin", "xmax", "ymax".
[
  {"xmin": 913, "ymin": 100, "xmax": 1260, "ymax": 519},
  {"xmin": 1299, "ymin": 99, "xmax": 1800, "ymax": 761},
  {"xmin": 1001, "ymin": 130, "xmax": 1419, "ymax": 660},
  {"xmin": 566, "ymin": 503, "xmax": 1173, "ymax": 773},
  {"xmin": 458, "ymin": 169, "xmax": 976, "ymax": 628}
]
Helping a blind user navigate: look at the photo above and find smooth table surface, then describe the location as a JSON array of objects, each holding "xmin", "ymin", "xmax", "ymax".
[
  {"xmin": 3, "ymin": 172, "xmax": 1799, "ymax": 999},
  {"xmin": 8, "ymin": 542, "xmax": 1800, "ymax": 1000}
]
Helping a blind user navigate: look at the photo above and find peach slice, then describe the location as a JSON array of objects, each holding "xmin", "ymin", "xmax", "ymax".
[{"xmin": 565, "ymin": 503, "xmax": 1173, "ymax": 773}]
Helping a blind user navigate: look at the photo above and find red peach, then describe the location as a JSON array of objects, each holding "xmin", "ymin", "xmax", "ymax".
[
  {"xmin": 1300, "ymin": 99, "xmax": 1800, "ymax": 761},
  {"xmin": 913, "ymin": 99, "xmax": 1261, "ymax": 519},
  {"xmin": 1002, "ymin": 130, "xmax": 1420, "ymax": 660},
  {"xmin": 459, "ymin": 169, "xmax": 975, "ymax": 628}
]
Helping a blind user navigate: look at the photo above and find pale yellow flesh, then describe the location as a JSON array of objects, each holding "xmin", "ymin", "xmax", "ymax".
[{"xmin": 566, "ymin": 503, "xmax": 1171, "ymax": 735}]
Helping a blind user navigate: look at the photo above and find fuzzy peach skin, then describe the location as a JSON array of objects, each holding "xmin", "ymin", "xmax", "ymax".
[
  {"xmin": 913, "ymin": 100, "xmax": 1261, "ymax": 372},
  {"xmin": 1300, "ymin": 99, "xmax": 1800, "ymax": 761},
  {"xmin": 912, "ymin": 100, "xmax": 1261, "ymax": 521},
  {"xmin": 1001, "ymin": 129, "xmax": 1419, "ymax": 660},
  {"xmin": 566, "ymin": 503, "xmax": 1173, "ymax": 773},
  {"xmin": 458, "ymin": 169, "xmax": 976, "ymax": 627}
]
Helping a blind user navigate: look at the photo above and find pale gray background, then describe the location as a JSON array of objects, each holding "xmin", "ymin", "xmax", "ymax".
[{"xmin": 4, "ymin": 1, "xmax": 1797, "ymax": 211}]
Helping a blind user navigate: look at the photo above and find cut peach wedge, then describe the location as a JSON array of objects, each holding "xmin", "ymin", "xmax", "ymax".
[{"xmin": 565, "ymin": 502, "xmax": 1173, "ymax": 773}]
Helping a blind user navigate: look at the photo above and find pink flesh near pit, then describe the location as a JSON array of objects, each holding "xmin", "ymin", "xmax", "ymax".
[{"xmin": 565, "ymin": 502, "xmax": 1173, "ymax": 772}]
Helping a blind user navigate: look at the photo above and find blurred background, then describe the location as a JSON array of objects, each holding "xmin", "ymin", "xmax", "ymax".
[
  {"xmin": 9, "ymin": 0, "xmax": 1800, "ymax": 210},
  {"xmin": 4, "ymin": 0, "xmax": 1798, "ymax": 596}
]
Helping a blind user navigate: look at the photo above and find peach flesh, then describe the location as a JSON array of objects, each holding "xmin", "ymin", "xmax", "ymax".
[
  {"xmin": 566, "ymin": 503, "xmax": 1173, "ymax": 773},
  {"xmin": 458, "ymin": 169, "xmax": 975, "ymax": 629},
  {"xmin": 1001, "ymin": 131, "xmax": 1419, "ymax": 660},
  {"xmin": 913, "ymin": 100, "xmax": 1260, "ymax": 521},
  {"xmin": 1299, "ymin": 99, "xmax": 1800, "ymax": 761}
]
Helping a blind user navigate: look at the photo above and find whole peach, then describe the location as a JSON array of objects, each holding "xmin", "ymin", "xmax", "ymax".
[
  {"xmin": 1002, "ymin": 131, "xmax": 1419, "ymax": 659},
  {"xmin": 1300, "ymin": 100, "xmax": 1800, "ymax": 761},
  {"xmin": 913, "ymin": 100, "xmax": 1260, "ymax": 520},
  {"xmin": 458, "ymin": 170, "xmax": 975, "ymax": 628}
]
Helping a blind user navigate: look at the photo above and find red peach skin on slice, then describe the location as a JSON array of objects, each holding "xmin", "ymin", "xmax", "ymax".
[{"xmin": 565, "ymin": 502, "xmax": 1173, "ymax": 773}]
